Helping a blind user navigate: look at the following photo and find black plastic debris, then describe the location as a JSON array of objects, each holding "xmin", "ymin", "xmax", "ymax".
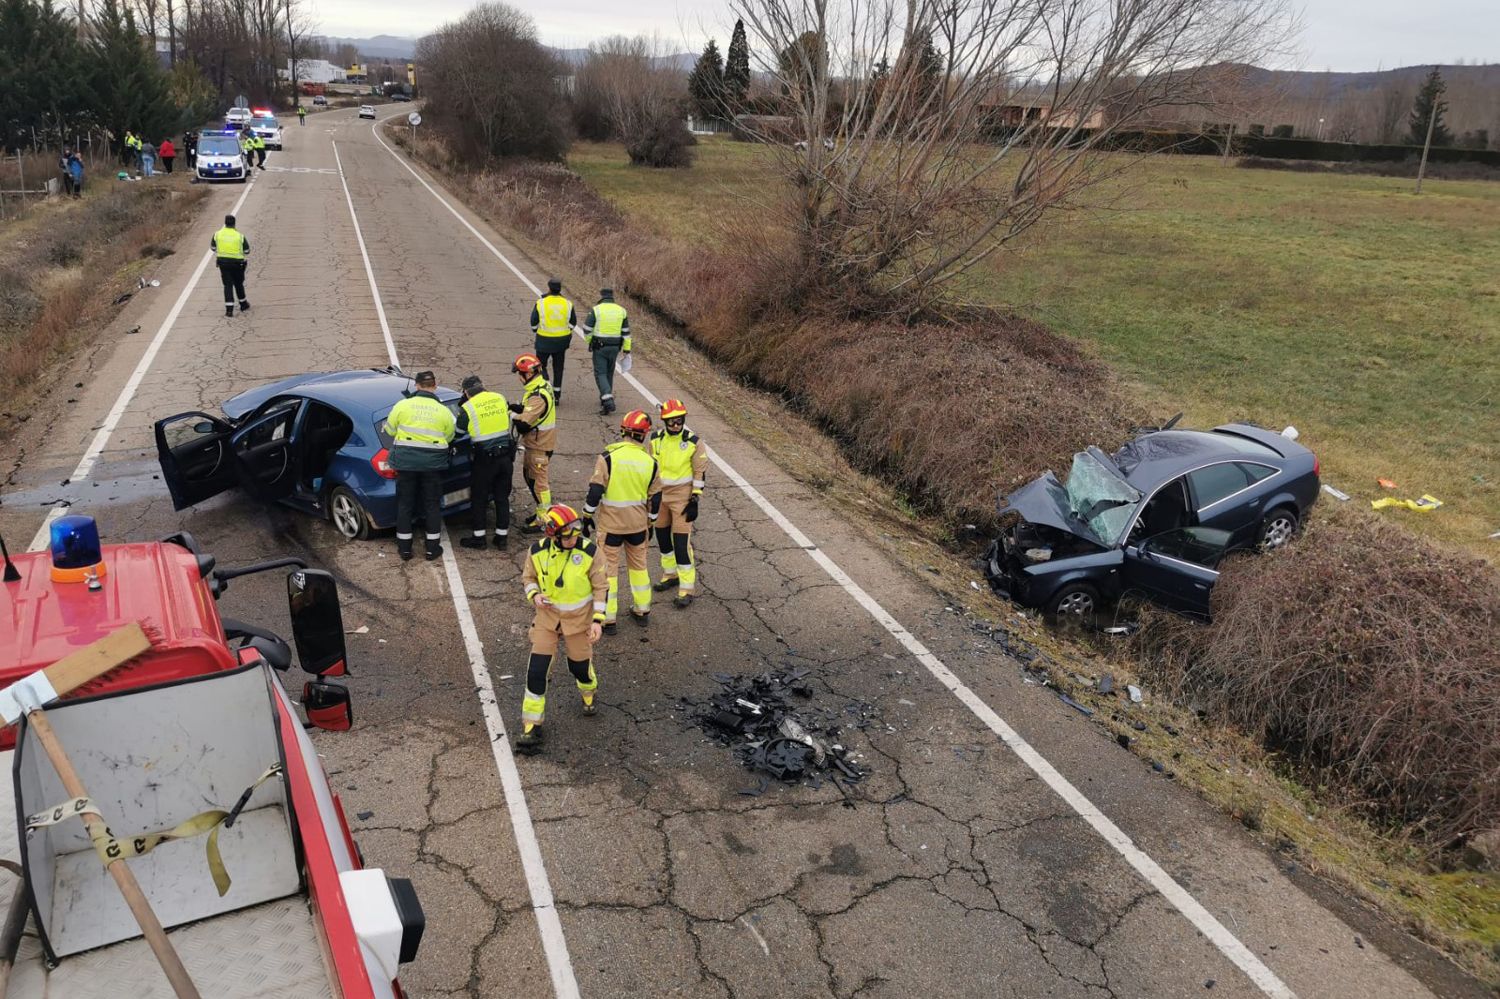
[{"xmin": 687, "ymin": 669, "xmax": 874, "ymax": 796}]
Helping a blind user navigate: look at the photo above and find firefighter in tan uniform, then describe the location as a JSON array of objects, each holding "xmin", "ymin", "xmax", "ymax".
[
  {"xmin": 649, "ymin": 398, "xmax": 708, "ymax": 608},
  {"xmin": 516, "ymin": 504, "xmax": 607, "ymax": 754},
  {"xmin": 510, "ymin": 353, "xmax": 557, "ymax": 533},
  {"xmin": 583, "ymin": 410, "xmax": 662, "ymax": 630}
]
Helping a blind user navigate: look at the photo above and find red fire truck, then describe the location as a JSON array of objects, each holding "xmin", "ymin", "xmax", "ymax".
[{"xmin": 0, "ymin": 516, "xmax": 423, "ymax": 997}]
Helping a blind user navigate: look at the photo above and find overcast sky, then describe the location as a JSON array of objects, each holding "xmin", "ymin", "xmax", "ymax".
[{"xmin": 310, "ymin": 0, "xmax": 1497, "ymax": 73}]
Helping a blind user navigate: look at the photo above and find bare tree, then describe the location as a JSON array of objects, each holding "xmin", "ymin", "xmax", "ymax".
[
  {"xmin": 582, "ymin": 35, "xmax": 694, "ymax": 165},
  {"xmin": 729, "ymin": 0, "xmax": 1299, "ymax": 311},
  {"xmin": 1374, "ymin": 82, "xmax": 1408, "ymax": 144}
]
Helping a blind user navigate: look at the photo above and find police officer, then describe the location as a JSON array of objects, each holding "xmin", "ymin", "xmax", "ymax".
[
  {"xmin": 510, "ymin": 354, "xmax": 557, "ymax": 533},
  {"xmin": 249, "ymin": 130, "xmax": 267, "ymax": 170},
  {"xmin": 530, "ymin": 278, "xmax": 576, "ymax": 402},
  {"xmin": 457, "ymin": 374, "xmax": 515, "ymax": 550},
  {"xmin": 583, "ymin": 410, "xmax": 661, "ymax": 630},
  {"xmin": 382, "ymin": 371, "xmax": 456, "ymax": 561},
  {"xmin": 212, "ymin": 214, "xmax": 251, "ymax": 317},
  {"xmin": 582, "ymin": 288, "xmax": 631, "ymax": 415},
  {"xmin": 297, "ymin": 105, "xmax": 308, "ymax": 126},
  {"xmin": 516, "ymin": 504, "xmax": 607, "ymax": 754},
  {"xmin": 123, "ymin": 130, "xmax": 142, "ymax": 168},
  {"xmin": 650, "ymin": 398, "xmax": 708, "ymax": 608}
]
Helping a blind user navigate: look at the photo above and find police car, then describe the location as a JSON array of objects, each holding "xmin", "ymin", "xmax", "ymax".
[
  {"xmin": 250, "ymin": 109, "xmax": 284, "ymax": 150},
  {"xmin": 195, "ymin": 129, "xmax": 249, "ymax": 183}
]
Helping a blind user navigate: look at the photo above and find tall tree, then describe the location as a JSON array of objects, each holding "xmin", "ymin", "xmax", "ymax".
[
  {"xmin": 687, "ymin": 38, "xmax": 725, "ymax": 121},
  {"xmin": 90, "ymin": 0, "xmax": 181, "ymax": 148},
  {"xmin": 0, "ymin": 0, "xmax": 89, "ymax": 149},
  {"xmin": 1408, "ymin": 67, "xmax": 1451, "ymax": 147},
  {"xmin": 723, "ymin": 17, "xmax": 750, "ymax": 111}
]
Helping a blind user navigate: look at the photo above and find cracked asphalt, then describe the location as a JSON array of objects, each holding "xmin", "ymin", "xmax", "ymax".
[{"xmin": 0, "ymin": 106, "xmax": 1475, "ymax": 999}]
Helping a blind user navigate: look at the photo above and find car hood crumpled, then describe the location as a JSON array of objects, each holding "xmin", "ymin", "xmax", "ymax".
[{"xmin": 998, "ymin": 473, "xmax": 1095, "ymax": 542}]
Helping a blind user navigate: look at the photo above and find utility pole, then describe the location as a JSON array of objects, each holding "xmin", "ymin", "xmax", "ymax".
[{"xmin": 1414, "ymin": 77, "xmax": 1438, "ymax": 195}]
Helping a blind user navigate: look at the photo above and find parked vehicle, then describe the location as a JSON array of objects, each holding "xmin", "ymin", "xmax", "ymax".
[
  {"xmin": 225, "ymin": 106, "xmax": 252, "ymax": 127},
  {"xmin": 985, "ymin": 421, "xmax": 1320, "ymax": 619},
  {"xmin": 194, "ymin": 129, "xmax": 249, "ymax": 183},
  {"xmin": 390, "ymin": 92, "xmax": 412, "ymax": 102},
  {"xmin": 0, "ymin": 517, "xmax": 424, "ymax": 995},
  {"xmin": 249, "ymin": 111, "xmax": 284, "ymax": 150},
  {"xmin": 358, "ymin": 105, "xmax": 376, "ymax": 119},
  {"xmin": 312, "ymin": 95, "xmax": 329, "ymax": 106},
  {"xmin": 154, "ymin": 367, "xmax": 475, "ymax": 541}
]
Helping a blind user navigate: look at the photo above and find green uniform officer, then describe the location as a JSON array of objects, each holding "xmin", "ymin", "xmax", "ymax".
[{"xmin": 383, "ymin": 370, "xmax": 457, "ymax": 561}]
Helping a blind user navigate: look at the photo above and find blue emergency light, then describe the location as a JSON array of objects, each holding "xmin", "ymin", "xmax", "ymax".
[{"xmin": 49, "ymin": 514, "xmax": 106, "ymax": 583}]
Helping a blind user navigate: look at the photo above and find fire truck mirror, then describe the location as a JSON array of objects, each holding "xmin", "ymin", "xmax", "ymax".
[
  {"xmin": 303, "ymin": 680, "xmax": 353, "ymax": 732},
  {"xmin": 288, "ymin": 569, "xmax": 348, "ymax": 675}
]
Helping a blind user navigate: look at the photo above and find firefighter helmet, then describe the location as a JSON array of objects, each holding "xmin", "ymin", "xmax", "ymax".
[
  {"xmin": 658, "ymin": 398, "xmax": 688, "ymax": 421},
  {"xmin": 620, "ymin": 410, "xmax": 652, "ymax": 439},
  {"xmin": 513, "ymin": 353, "xmax": 543, "ymax": 378},
  {"xmin": 544, "ymin": 504, "xmax": 584, "ymax": 538}
]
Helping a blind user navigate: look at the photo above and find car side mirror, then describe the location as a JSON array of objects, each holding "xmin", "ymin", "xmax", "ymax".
[
  {"xmin": 288, "ymin": 569, "xmax": 349, "ymax": 676},
  {"xmin": 193, "ymin": 421, "xmax": 215, "ymax": 434},
  {"xmin": 303, "ymin": 680, "xmax": 353, "ymax": 731}
]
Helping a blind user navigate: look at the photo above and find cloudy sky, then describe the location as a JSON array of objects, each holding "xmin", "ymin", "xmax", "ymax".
[{"xmin": 313, "ymin": 0, "xmax": 1497, "ymax": 73}]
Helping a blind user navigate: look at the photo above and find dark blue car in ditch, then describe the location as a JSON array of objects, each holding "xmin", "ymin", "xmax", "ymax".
[
  {"xmin": 154, "ymin": 367, "xmax": 475, "ymax": 539},
  {"xmin": 985, "ymin": 420, "xmax": 1320, "ymax": 620}
]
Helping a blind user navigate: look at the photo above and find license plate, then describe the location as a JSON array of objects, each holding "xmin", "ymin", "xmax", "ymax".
[
  {"xmin": 443, "ymin": 490, "xmax": 467, "ymax": 507},
  {"xmin": 212, "ymin": 169, "xmax": 227, "ymax": 175}
]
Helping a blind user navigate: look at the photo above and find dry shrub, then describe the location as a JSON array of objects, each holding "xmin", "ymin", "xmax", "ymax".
[{"xmin": 1136, "ymin": 504, "xmax": 1500, "ymax": 846}]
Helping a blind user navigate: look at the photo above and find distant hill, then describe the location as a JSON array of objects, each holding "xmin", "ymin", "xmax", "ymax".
[
  {"xmin": 1229, "ymin": 63, "xmax": 1499, "ymax": 139},
  {"xmin": 546, "ymin": 47, "xmax": 698, "ymax": 73},
  {"xmin": 323, "ymin": 35, "xmax": 419, "ymax": 60}
]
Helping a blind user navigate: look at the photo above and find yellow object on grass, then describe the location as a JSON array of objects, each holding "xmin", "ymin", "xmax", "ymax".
[{"xmin": 1371, "ymin": 494, "xmax": 1443, "ymax": 513}]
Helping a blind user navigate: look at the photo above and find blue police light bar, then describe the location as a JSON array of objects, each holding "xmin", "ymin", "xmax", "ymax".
[{"xmin": 49, "ymin": 514, "xmax": 107, "ymax": 583}]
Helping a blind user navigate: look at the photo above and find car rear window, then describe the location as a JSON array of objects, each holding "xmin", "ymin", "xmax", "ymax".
[{"xmin": 1209, "ymin": 432, "xmax": 1281, "ymax": 457}]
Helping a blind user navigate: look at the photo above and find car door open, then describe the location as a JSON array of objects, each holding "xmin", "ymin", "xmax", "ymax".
[
  {"xmin": 1123, "ymin": 526, "xmax": 1230, "ymax": 618},
  {"xmin": 231, "ymin": 401, "xmax": 303, "ymax": 501},
  {"xmin": 155, "ymin": 411, "xmax": 239, "ymax": 509}
]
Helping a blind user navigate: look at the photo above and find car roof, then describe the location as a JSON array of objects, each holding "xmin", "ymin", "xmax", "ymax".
[
  {"xmin": 1109, "ymin": 424, "xmax": 1292, "ymax": 489},
  {"xmin": 223, "ymin": 369, "xmax": 461, "ymax": 421}
]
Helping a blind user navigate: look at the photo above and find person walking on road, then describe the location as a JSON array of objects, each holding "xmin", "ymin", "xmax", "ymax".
[
  {"xmin": 516, "ymin": 503, "xmax": 606, "ymax": 755},
  {"xmin": 140, "ymin": 139, "xmax": 157, "ymax": 177},
  {"xmin": 297, "ymin": 105, "xmax": 307, "ymax": 126},
  {"xmin": 649, "ymin": 398, "xmax": 708, "ymax": 608},
  {"xmin": 212, "ymin": 214, "xmax": 251, "ymax": 317},
  {"xmin": 249, "ymin": 131, "xmax": 267, "ymax": 170},
  {"xmin": 583, "ymin": 288, "xmax": 630, "ymax": 415},
  {"xmin": 383, "ymin": 370, "xmax": 457, "ymax": 561},
  {"xmin": 159, "ymin": 137, "xmax": 175, "ymax": 174},
  {"xmin": 457, "ymin": 374, "xmax": 515, "ymax": 550},
  {"xmin": 583, "ymin": 409, "xmax": 662, "ymax": 631},
  {"xmin": 530, "ymin": 278, "xmax": 576, "ymax": 402},
  {"xmin": 510, "ymin": 354, "xmax": 557, "ymax": 533}
]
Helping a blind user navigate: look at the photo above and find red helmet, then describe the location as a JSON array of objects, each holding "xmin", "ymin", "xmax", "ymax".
[
  {"xmin": 513, "ymin": 353, "xmax": 543, "ymax": 378},
  {"xmin": 659, "ymin": 398, "xmax": 688, "ymax": 421},
  {"xmin": 544, "ymin": 504, "xmax": 584, "ymax": 537},
  {"xmin": 620, "ymin": 410, "xmax": 652, "ymax": 438}
]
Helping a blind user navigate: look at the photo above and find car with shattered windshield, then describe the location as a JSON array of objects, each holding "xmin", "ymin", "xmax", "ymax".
[{"xmin": 984, "ymin": 421, "xmax": 1319, "ymax": 619}]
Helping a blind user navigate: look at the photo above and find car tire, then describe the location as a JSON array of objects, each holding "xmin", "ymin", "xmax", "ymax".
[
  {"xmin": 1046, "ymin": 582, "xmax": 1100, "ymax": 622},
  {"xmin": 328, "ymin": 485, "xmax": 371, "ymax": 541},
  {"xmin": 1257, "ymin": 507, "xmax": 1299, "ymax": 552}
]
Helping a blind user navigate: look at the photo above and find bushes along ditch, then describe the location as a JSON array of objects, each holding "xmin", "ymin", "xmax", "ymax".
[{"xmin": 389, "ymin": 127, "xmax": 1500, "ymax": 846}]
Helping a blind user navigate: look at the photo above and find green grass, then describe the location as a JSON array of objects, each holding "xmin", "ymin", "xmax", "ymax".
[{"xmin": 567, "ymin": 139, "xmax": 1500, "ymax": 555}]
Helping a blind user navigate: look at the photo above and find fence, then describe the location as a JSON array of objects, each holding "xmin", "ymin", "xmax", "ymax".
[{"xmin": 0, "ymin": 130, "xmax": 115, "ymax": 221}]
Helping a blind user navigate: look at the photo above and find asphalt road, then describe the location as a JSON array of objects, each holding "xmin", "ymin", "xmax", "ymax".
[{"xmin": 0, "ymin": 107, "xmax": 1474, "ymax": 999}]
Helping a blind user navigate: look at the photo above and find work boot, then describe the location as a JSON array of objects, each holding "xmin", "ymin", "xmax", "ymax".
[
  {"xmin": 602, "ymin": 621, "xmax": 617, "ymax": 635},
  {"xmin": 493, "ymin": 533, "xmax": 509, "ymax": 550},
  {"xmin": 515, "ymin": 724, "xmax": 544, "ymax": 754},
  {"xmin": 581, "ymin": 693, "xmax": 596, "ymax": 716},
  {"xmin": 553, "ymin": 387, "xmax": 562, "ymax": 403},
  {"xmin": 238, "ymin": 300, "xmax": 251, "ymax": 312},
  {"xmin": 653, "ymin": 575, "xmax": 679, "ymax": 593},
  {"xmin": 425, "ymin": 540, "xmax": 443, "ymax": 561},
  {"xmin": 630, "ymin": 610, "xmax": 650, "ymax": 628},
  {"xmin": 397, "ymin": 539, "xmax": 413, "ymax": 561},
  {"xmin": 674, "ymin": 593, "xmax": 694, "ymax": 609},
  {"xmin": 225, "ymin": 305, "xmax": 234, "ymax": 317},
  {"xmin": 459, "ymin": 535, "xmax": 487, "ymax": 550}
]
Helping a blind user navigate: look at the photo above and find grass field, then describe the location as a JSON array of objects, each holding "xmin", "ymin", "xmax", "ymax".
[{"xmin": 567, "ymin": 139, "xmax": 1500, "ymax": 555}]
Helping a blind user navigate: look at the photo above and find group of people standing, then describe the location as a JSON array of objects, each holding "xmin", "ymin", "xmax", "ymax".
[
  {"xmin": 381, "ymin": 280, "xmax": 707, "ymax": 754},
  {"xmin": 122, "ymin": 131, "xmax": 178, "ymax": 176}
]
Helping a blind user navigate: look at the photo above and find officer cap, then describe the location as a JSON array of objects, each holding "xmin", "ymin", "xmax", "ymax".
[
  {"xmin": 600, "ymin": 287, "xmax": 614, "ymax": 298},
  {"xmin": 414, "ymin": 370, "xmax": 437, "ymax": 387},
  {"xmin": 462, "ymin": 374, "xmax": 484, "ymax": 393}
]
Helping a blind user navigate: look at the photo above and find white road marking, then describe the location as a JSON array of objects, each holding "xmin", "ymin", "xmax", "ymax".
[
  {"xmin": 27, "ymin": 180, "xmax": 257, "ymax": 553},
  {"xmin": 333, "ymin": 137, "xmax": 581, "ymax": 999},
  {"xmin": 372, "ymin": 120, "xmax": 1299, "ymax": 999}
]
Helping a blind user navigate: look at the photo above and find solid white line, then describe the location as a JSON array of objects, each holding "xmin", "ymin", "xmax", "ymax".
[
  {"xmin": 373, "ymin": 122, "xmax": 1298, "ymax": 999},
  {"xmin": 331, "ymin": 141, "xmax": 400, "ymax": 369},
  {"xmin": 335, "ymin": 134, "xmax": 580, "ymax": 999},
  {"xmin": 27, "ymin": 179, "xmax": 257, "ymax": 552}
]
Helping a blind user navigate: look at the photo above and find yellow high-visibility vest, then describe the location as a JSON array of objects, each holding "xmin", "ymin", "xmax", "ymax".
[
  {"xmin": 591, "ymin": 302, "xmax": 627, "ymax": 337},
  {"xmin": 214, "ymin": 227, "xmax": 246, "ymax": 261},
  {"xmin": 536, "ymin": 295, "xmax": 573, "ymax": 338},
  {"xmin": 601, "ymin": 441, "xmax": 654, "ymax": 507},
  {"xmin": 651, "ymin": 429, "xmax": 700, "ymax": 488},
  {"xmin": 523, "ymin": 377, "xmax": 556, "ymax": 432},
  {"xmin": 384, "ymin": 393, "xmax": 455, "ymax": 450},
  {"xmin": 527, "ymin": 538, "xmax": 600, "ymax": 613},
  {"xmin": 462, "ymin": 390, "xmax": 511, "ymax": 443}
]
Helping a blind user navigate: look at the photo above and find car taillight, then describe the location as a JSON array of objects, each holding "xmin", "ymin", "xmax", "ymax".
[
  {"xmin": 1312, "ymin": 454, "xmax": 1320, "ymax": 478},
  {"xmin": 371, "ymin": 448, "xmax": 397, "ymax": 479}
]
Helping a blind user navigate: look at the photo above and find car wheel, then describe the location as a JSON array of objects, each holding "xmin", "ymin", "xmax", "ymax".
[
  {"xmin": 1047, "ymin": 582, "xmax": 1100, "ymax": 622},
  {"xmin": 328, "ymin": 486, "xmax": 370, "ymax": 540},
  {"xmin": 1257, "ymin": 507, "xmax": 1299, "ymax": 551}
]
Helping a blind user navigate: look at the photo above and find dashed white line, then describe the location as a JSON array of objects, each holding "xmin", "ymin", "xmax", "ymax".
[
  {"xmin": 334, "ymin": 133, "xmax": 581, "ymax": 999},
  {"xmin": 371, "ymin": 119, "xmax": 1298, "ymax": 999},
  {"xmin": 27, "ymin": 179, "xmax": 257, "ymax": 553}
]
